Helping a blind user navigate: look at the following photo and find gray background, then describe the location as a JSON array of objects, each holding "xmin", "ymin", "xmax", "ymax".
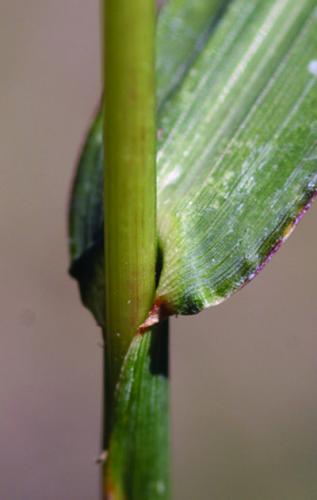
[{"xmin": 1, "ymin": 1, "xmax": 317, "ymax": 499}]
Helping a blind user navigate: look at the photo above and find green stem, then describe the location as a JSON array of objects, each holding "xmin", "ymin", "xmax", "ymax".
[
  {"xmin": 103, "ymin": 2, "xmax": 161, "ymax": 499},
  {"xmin": 103, "ymin": 0, "xmax": 156, "ymax": 433}
]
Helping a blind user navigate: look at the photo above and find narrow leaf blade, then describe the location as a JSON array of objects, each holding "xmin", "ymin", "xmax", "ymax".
[{"xmin": 105, "ymin": 324, "xmax": 170, "ymax": 500}]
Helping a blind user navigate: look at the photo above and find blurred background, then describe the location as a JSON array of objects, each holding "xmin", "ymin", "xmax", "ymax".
[{"xmin": 1, "ymin": 1, "xmax": 317, "ymax": 499}]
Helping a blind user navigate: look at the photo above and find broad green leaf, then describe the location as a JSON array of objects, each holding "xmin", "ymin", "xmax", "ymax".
[
  {"xmin": 105, "ymin": 323, "xmax": 170, "ymax": 500},
  {"xmin": 156, "ymin": 0, "xmax": 317, "ymax": 313},
  {"xmin": 69, "ymin": 0, "xmax": 317, "ymax": 323}
]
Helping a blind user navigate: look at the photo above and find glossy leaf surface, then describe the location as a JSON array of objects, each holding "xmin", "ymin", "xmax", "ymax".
[
  {"xmin": 69, "ymin": 0, "xmax": 317, "ymax": 322},
  {"xmin": 156, "ymin": 0, "xmax": 317, "ymax": 313}
]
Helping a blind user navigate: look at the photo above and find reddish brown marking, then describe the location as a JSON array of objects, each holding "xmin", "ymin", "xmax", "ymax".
[
  {"xmin": 138, "ymin": 298, "xmax": 175, "ymax": 333},
  {"xmin": 241, "ymin": 191, "xmax": 317, "ymax": 290}
]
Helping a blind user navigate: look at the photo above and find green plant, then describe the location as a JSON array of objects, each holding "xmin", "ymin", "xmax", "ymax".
[{"xmin": 68, "ymin": 1, "xmax": 317, "ymax": 498}]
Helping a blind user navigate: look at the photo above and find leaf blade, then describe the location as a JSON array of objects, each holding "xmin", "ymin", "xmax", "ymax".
[
  {"xmin": 69, "ymin": 0, "xmax": 317, "ymax": 323},
  {"xmin": 156, "ymin": 0, "xmax": 317, "ymax": 313},
  {"xmin": 105, "ymin": 324, "xmax": 170, "ymax": 500}
]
